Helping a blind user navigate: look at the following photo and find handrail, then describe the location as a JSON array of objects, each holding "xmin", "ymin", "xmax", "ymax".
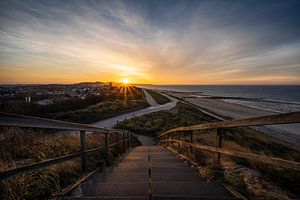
[
  {"xmin": 158, "ymin": 111, "xmax": 300, "ymax": 138},
  {"xmin": 0, "ymin": 140, "xmax": 128, "ymax": 180},
  {"xmin": 160, "ymin": 139, "xmax": 300, "ymax": 170},
  {"xmin": 0, "ymin": 113, "xmax": 133, "ymax": 181},
  {"xmin": 0, "ymin": 112, "xmax": 110, "ymax": 132},
  {"xmin": 158, "ymin": 111, "xmax": 300, "ymax": 170}
]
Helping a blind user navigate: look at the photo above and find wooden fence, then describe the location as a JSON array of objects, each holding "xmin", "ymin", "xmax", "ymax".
[
  {"xmin": 0, "ymin": 112, "xmax": 133, "ymax": 180},
  {"xmin": 158, "ymin": 111, "xmax": 300, "ymax": 170}
]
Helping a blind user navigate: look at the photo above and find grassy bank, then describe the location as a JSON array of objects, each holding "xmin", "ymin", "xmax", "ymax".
[
  {"xmin": 118, "ymin": 102, "xmax": 217, "ymax": 136},
  {"xmin": 54, "ymin": 99, "xmax": 148, "ymax": 123},
  {"xmin": 0, "ymin": 127, "xmax": 140, "ymax": 200},
  {"xmin": 146, "ymin": 89, "xmax": 170, "ymax": 105},
  {"xmin": 118, "ymin": 102, "xmax": 300, "ymax": 199}
]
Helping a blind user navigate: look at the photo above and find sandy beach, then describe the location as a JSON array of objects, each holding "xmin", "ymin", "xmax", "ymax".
[{"xmin": 163, "ymin": 90, "xmax": 300, "ymax": 145}]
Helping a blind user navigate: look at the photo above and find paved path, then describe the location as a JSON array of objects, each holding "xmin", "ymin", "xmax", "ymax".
[
  {"xmin": 71, "ymin": 145, "xmax": 237, "ymax": 200},
  {"xmin": 91, "ymin": 90, "xmax": 178, "ymax": 128}
]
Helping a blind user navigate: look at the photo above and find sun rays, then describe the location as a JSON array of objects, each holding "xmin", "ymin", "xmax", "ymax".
[{"xmin": 116, "ymin": 80, "xmax": 134, "ymax": 108}]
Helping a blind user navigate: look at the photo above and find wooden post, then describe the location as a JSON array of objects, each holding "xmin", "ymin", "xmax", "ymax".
[
  {"xmin": 116, "ymin": 132, "xmax": 119, "ymax": 153},
  {"xmin": 127, "ymin": 132, "xmax": 130, "ymax": 148},
  {"xmin": 178, "ymin": 132, "xmax": 181, "ymax": 148},
  {"xmin": 80, "ymin": 130, "xmax": 87, "ymax": 172},
  {"xmin": 104, "ymin": 132, "xmax": 108, "ymax": 165},
  {"xmin": 122, "ymin": 131, "xmax": 125, "ymax": 151},
  {"xmin": 216, "ymin": 128, "xmax": 224, "ymax": 165},
  {"xmin": 189, "ymin": 131, "xmax": 193, "ymax": 154}
]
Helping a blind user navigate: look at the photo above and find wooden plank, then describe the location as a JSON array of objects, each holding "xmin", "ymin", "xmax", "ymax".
[
  {"xmin": 0, "ymin": 112, "xmax": 110, "ymax": 132},
  {"xmin": 159, "ymin": 111, "xmax": 300, "ymax": 137},
  {"xmin": 160, "ymin": 139, "xmax": 300, "ymax": 170},
  {"xmin": 58, "ymin": 168, "xmax": 101, "ymax": 196},
  {"xmin": 164, "ymin": 146, "xmax": 248, "ymax": 200}
]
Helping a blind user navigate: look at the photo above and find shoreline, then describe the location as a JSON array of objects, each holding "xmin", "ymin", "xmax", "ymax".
[{"xmin": 156, "ymin": 89, "xmax": 300, "ymax": 146}]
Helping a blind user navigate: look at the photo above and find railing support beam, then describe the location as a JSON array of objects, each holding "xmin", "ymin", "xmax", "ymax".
[
  {"xmin": 80, "ymin": 130, "xmax": 87, "ymax": 172},
  {"xmin": 216, "ymin": 128, "xmax": 224, "ymax": 165},
  {"xmin": 104, "ymin": 133, "xmax": 108, "ymax": 165},
  {"xmin": 116, "ymin": 132, "xmax": 119, "ymax": 153},
  {"xmin": 178, "ymin": 132, "xmax": 181, "ymax": 148},
  {"xmin": 189, "ymin": 131, "xmax": 193, "ymax": 154},
  {"xmin": 122, "ymin": 131, "xmax": 125, "ymax": 151},
  {"xmin": 171, "ymin": 133, "xmax": 174, "ymax": 147},
  {"xmin": 127, "ymin": 132, "xmax": 130, "ymax": 148}
]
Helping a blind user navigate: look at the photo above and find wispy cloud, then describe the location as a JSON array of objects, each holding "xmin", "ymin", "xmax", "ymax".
[{"xmin": 0, "ymin": 0, "xmax": 299, "ymax": 84}]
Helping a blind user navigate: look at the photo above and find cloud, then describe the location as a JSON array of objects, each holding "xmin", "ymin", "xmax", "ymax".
[{"xmin": 0, "ymin": 0, "xmax": 299, "ymax": 84}]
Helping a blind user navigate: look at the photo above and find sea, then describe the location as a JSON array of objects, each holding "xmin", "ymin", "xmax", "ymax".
[{"xmin": 139, "ymin": 85, "xmax": 300, "ymax": 113}]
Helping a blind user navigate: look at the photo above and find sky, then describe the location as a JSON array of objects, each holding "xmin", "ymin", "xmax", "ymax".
[{"xmin": 0, "ymin": 0, "xmax": 299, "ymax": 84}]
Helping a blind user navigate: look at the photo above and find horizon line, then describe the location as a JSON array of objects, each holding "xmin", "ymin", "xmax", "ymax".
[{"xmin": 1, "ymin": 82, "xmax": 300, "ymax": 86}]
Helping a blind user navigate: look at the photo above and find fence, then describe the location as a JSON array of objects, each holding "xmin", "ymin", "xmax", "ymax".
[
  {"xmin": 0, "ymin": 112, "xmax": 133, "ymax": 180},
  {"xmin": 158, "ymin": 111, "xmax": 300, "ymax": 170}
]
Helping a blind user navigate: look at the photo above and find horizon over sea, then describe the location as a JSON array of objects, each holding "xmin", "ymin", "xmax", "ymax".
[{"xmin": 139, "ymin": 85, "xmax": 300, "ymax": 113}]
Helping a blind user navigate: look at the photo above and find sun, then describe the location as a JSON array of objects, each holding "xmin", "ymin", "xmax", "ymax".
[{"xmin": 122, "ymin": 79, "xmax": 129, "ymax": 84}]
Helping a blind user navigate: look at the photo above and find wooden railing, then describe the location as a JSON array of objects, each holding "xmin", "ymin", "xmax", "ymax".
[
  {"xmin": 0, "ymin": 112, "xmax": 133, "ymax": 180},
  {"xmin": 158, "ymin": 111, "xmax": 300, "ymax": 170}
]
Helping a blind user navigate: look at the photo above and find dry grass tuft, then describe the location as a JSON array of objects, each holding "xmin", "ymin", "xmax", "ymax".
[{"xmin": 0, "ymin": 127, "xmax": 140, "ymax": 200}]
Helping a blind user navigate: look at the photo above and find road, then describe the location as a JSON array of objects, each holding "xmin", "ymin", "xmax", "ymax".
[{"xmin": 91, "ymin": 89, "xmax": 178, "ymax": 128}]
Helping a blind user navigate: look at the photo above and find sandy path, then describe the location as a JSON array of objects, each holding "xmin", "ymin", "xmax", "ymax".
[{"xmin": 142, "ymin": 89, "xmax": 159, "ymax": 107}]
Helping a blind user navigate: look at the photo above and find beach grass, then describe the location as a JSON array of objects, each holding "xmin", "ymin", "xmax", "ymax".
[
  {"xmin": 53, "ymin": 99, "xmax": 148, "ymax": 123},
  {"xmin": 0, "ymin": 127, "xmax": 140, "ymax": 200},
  {"xmin": 146, "ymin": 89, "xmax": 170, "ymax": 105}
]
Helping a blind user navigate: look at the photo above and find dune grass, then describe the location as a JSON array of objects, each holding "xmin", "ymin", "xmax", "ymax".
[
  {"xmin": 0, "ymin": 127, "xmax": 140, "ymax": 200},
  {"xmin": 146, "ymin": 89, "xmax": 170, "ymax": 105},
  {"xmin": 54, "ymin": 99, "xmax": 148, "ymax": 123},
  {"xmin": 118, "ymin": 102, "xmax": 217, "ymax": 136}
]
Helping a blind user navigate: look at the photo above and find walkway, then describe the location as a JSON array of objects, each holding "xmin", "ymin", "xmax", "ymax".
[
  {"xmin": 143, "ymin": 89, "xmax": 159, "ymax": 107},
  {"xmin": 70, "ymin": 144, "xmax": 237, "ymax": 199},
  {"xmin": 91, "ymin": 90, "xmax": 178, "ymax": 128}
]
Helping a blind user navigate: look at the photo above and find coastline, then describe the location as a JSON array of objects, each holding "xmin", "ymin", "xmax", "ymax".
[{"xmin": 157, "ymin": 89, "xmax": 300, "ymax": 146}]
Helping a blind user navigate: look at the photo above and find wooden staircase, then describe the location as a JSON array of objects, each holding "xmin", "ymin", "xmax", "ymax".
[{"xmin": 68, "ymin": 145, "xmax": 240, "ymax": 200}]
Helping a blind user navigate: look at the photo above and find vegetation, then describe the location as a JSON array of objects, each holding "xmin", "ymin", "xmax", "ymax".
[
  {"xmin": 146, "ymin": 89, "xmax": 170, "ymax": 105},
  {"xmin": 118, "ymin": 102, "xmax": 217, "ymax": 136},
  {"xmin": 118, "ymin": 102, "xmax": 300, "ymax": 199},
  {"xmin": 0, "ymin": 127, "xmax": 140, "ymax": 200},
  {"xmin": 1, "ymin": 86, "xmax": 149, "ymax": 123},
  {"xmin": 54, "ymin": 99, "xmax": 148, "ymax": 123}
]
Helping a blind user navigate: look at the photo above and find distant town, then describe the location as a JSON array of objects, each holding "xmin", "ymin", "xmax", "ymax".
[{"xmin": 0, "ymin": 82, "xmax": 118, "ymax": 106}]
